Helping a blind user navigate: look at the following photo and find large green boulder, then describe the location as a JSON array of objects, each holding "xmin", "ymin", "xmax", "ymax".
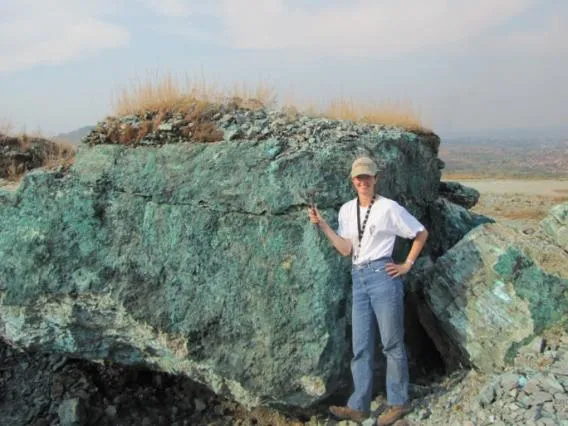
[
  {"xmin": 420, "ymin": 222, "xmax": 568, "ymax": 372},
  {"xmin": 0, "ymin": 116, "xmax": 451, "ymax": 408}
]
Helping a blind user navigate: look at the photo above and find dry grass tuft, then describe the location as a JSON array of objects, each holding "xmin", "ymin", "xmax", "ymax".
[
  {"xmin": 42, "ymin": 140, "xmax": 76, "ymax": 171},
  {"xmin": 111, "ymin": 72, "xmax": 427, "ymax": 132},
  {"xmin": 318, "ymin": 97, "xmax": 427, "ymax": 132},
  {"xmin": 112, "ymin": 72, "xmax": 277, "ymax": 117},
  {"xmin": 191, "ymin": 122, "xmax": 224, "ymax": 143}
]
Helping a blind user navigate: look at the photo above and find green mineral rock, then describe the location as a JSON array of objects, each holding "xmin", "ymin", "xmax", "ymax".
[
  {"xmin": 0, "ymin": 123, "xmax": 455, "ymax": 408},
  {"xmin": 421, "ymin": 223, "xmax": 568, "ymax": 372}
]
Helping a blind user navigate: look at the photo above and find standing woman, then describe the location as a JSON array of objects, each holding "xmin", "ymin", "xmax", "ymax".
[{"xmin": 307, "ymin": 157, "xmax": 428, "ymax": 426}]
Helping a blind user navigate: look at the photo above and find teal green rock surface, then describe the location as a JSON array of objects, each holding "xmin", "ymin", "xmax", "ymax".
[
  {"xmin": 0, "ymin": 120, "xmax": 457, "ymax": 408},
  {"xmin": 425, "ymin": 198, "xmax": 493, "ymax": 258},
  {"xmin": 421, "ymin": 222, "xmax": 568, "ymax": 373}
]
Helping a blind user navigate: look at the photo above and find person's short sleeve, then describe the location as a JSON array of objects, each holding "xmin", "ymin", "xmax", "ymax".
[{"xmin": 390, "ymin": 202, "xmax": 425, "ymax": 239}]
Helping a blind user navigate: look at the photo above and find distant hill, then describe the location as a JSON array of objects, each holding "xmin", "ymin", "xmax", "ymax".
[
  {"xmin": 439, "ymin": 125, "xmax": 568, "ymax": 141},
  {"xmin": 55, "ymin": 126, "xmax": 95, "ymax": 144},
  {"xmin": 439, "ymin": 134, "xmax": 568, "ymax": 178}
]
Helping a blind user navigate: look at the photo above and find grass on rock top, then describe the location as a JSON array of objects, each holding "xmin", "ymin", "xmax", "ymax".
[
  {"xmin": 0, "ymin": 132, "xmax": 75, "ymax": 182},
  {"xmin": 110, "ymin": 73, "xmax": 429, "ymax": 137}
]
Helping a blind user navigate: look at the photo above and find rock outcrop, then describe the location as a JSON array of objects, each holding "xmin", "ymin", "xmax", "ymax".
[
  {"xmin": 438, "ymin": 181, "xmax": 480, "ymax": 209},
  {"xmin": 0, "ymin": 133, "xmax": 59, "ymax": 179},
  {"xmin": 418, "ymin": 222, "xmax": 568, "ymax": 372},
  {"xmin": 1, "ymin": 108, "xmax": 470, "ymax": 409},
  {"xmin": 3, "ymin": 106, "xmax": 562, "ymax": 411}
]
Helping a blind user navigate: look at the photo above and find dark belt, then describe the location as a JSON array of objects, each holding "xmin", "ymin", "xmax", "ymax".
[{"xmin": 352, "ymin": 256, "xmax": 391, "ymax": 270}]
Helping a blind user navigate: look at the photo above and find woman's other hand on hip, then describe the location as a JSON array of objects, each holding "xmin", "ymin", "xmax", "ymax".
[{"xmin": 385, "ymin": 262, "xmax": 412, "ymax": 278}]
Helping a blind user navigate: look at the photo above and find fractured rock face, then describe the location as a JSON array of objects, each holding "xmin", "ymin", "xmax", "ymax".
[{"xmin": 421, "ymin": 222, "xmax": 568, "ymax": 373}]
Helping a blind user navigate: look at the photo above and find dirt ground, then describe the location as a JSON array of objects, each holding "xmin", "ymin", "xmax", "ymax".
[{"xmin": 456, "ymin": 179, "xmax": 568, "ymax": 229}]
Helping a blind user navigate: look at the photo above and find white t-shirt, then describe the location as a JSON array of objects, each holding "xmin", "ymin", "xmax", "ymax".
[{"xmin": 337, "ymin": 196, "xmax": 425, "ymax": 265}]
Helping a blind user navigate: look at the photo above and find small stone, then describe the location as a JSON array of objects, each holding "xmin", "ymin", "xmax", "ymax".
[
  {"xmin": 105, "ymin": 405, "xmax": 117, "ymax": 417},
  {"xmin": 219, "ymin": 114, "xmax": 233, "ymax": 125},
  {"xmin": 57, "ymin": 398, "xmax": 84, "ymax": 426},
  {"xmin": 194, "ymin": 398, "xmax": 206, "ymax": 412},
  {"xmin": 518, "ymin": 393, "xmax": 533, "ymax": 408},
  {"xmin": 519, "ymin": 376, "xmax": 529, "ymax": 388},
  {"xmin": 542, "ymin": 401, "xmax": 556, "ymax": 414},
  {"xmin": 524, "ymin": 377, "xmax": 542, "ymax": 395},
  {"xmin": 225, "ymin": 128, "xmax": 243, "ymax": 141},
  {"xmin": 477, "ymin": 382, "xmax": 497, "ymax": 407},
  {"xmin": 158, "ymin": 123, "xmax": 173, "ymax": 131},
  {"xmin": 550, "ymin": 365, "xmax": 568, "ymax": 376},
  {"xmin": 531, "ymin": 391, "xmax": 553, "ymax": 405},
  {"xmin": 416, "ymin": 407, "xmax": 431, "ymax": 420},
  {"xmin": 153, "ymin": 374, "xmax": 162, "ymax": 387},
  {"xmin": 500, "ymin": 372, "xmax": 520, "ymax": 391},
  {"xmin": 540, "ymin": 375, "xmax": 565, "ymax": 393}
]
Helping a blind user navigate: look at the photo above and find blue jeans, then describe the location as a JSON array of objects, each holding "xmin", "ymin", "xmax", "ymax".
[{"xmin": 347, "ymin": 258, "xmax": 409, "ymax": 411}]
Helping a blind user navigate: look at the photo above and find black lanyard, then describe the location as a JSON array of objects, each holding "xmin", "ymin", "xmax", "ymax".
[{"xmin": 355, "ymin": 195, "xmax": 376, "ymax": 259}]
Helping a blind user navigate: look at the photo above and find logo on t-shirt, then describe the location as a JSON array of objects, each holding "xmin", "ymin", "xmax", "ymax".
[{"xmin": 369, "ymin": 224, "xmax": 376, "ymax": 235}]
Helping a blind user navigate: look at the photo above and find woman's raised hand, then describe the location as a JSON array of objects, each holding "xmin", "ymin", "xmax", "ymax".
[{"xmin": 307, "ymin": 206, "xmax": 323, "ymax": 225}]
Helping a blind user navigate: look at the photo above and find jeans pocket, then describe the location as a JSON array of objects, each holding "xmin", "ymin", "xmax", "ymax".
[{"xmin": 373, "ymin": 265, "xmax": 385, "ymax": 273}]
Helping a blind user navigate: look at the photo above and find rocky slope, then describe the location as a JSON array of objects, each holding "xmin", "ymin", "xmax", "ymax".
[{"xmin": 1, "ymin": 105, "xmax": 567, "ymax": 425}]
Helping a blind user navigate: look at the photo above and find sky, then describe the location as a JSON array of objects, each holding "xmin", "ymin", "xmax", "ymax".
[{"xmin": 0, "ymin": 0, "xmax": 567, "ymax": 137}]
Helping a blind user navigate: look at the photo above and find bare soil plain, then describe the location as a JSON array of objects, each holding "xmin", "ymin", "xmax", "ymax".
[
  {"xmin": 450, "ymin": 178, "xmax": 568, "ymax": 230},
  {"xmin": 441, "ymin": 134, "xmax": 568, "ymax": 227}
]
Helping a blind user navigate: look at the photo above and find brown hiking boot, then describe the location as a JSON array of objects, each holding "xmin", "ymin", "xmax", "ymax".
[
  {"xmin": 376, "ymin": 405, "xmax": 410, "ymax": 425},
  {"xmin": 329, "ymin": 405, "xmax": 369, "ymax": 423}
]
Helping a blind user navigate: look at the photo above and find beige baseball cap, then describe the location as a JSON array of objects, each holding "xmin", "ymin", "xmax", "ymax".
[{"xmin": 351, "ymin": 156, "xmax": 378, "ymax": 178}]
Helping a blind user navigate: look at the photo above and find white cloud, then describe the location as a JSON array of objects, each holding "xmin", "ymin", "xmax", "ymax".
[
  {"xmin": 0, "ymin": 1, "xmax": 129, "ymax": 72},
  {"xmin": 141, "ymin": 0, "xmax": 193, "ymax": 17},
  {"xmin": 217, "ymin": 0, "xmax": 539, "ymax": 56},
  {"xmin": 140, "ymin": 0, "xmax": 222, "ymax": 18},
  {"xmin": 0, "ymin": 0, "xmax": 555, "ymax": 72}
]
